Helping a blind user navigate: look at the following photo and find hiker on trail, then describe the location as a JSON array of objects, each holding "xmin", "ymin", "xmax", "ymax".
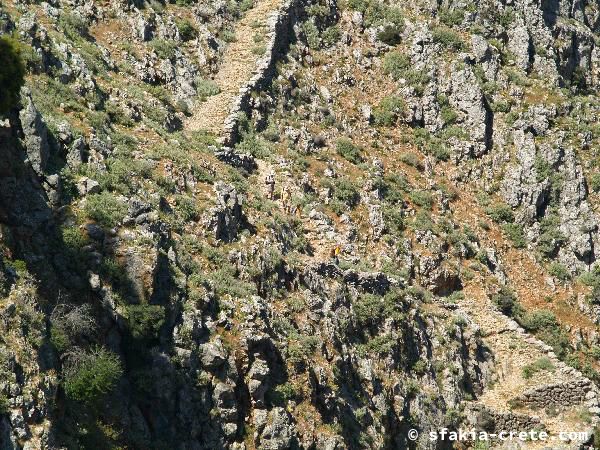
[
  {"xmin": 265, "ymin": 170, "xmax": 275, "ymax": 200},
  {"xmin": 281, "ymin": 184, "xmax": 292, "ymax": 214},
  {"xmin": 330, "ymin": 244, "xmax": 341, "ymax": 265}
]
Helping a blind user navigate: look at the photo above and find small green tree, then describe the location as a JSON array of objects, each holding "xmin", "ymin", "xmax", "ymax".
[
  {"xmin": 63, "ymin": 347, "xmax": 123, "ymax": 405},
  {"xmin": 126, "ymin": 304, "xmax": 165, "ymax": 340},
  {"xmin": 0, "ymin": 36, "xmax": 25, "ymax": 116}
]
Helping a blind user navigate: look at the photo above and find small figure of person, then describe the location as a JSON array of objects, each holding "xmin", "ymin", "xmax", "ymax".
[
  {"xmin": 281, "ymin": 184, "xmax": 292, "ymax": 214},
  {"xmin": 330, "ymin": 244, "xmax": 341, "ymax": 265},
  {"xmin": 265, "ymin": 170, "xmax": 275, "ymax": 200}
]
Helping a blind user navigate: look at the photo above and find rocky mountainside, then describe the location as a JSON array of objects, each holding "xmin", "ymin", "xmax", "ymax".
[{"xmin": 3, "ymin": 0, "xmax": 600, "ymax": 448}]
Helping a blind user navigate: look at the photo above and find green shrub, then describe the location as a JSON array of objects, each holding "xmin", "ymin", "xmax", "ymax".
[
  {"xmin": 93, "ymin": 158, "xmax": 153, "ymax": 195},
  {"xmin": 50, "ymin": 326, "xmax": 71, "ymax": 353},
  {"xmin": 268, "ymin": 382, "xmax": 299, "ymax": 406},
  {"xmin": 409, "ymin": 191, "xmax": 434, "ymax": 209},
  {"xmin": 382, "ymin": 173, "xmax": 409, "ymax": 205},
  {"xmin": 358, "ymin": 333, "xmax": 396, "ymax": 357},
  {"xmin": 150, "ymin": 39, "xmax": 177, "ymax": 59},
  {"xmin": 590, "ymin": 173, "xmax": 600, "ymax": 193},
  {"xmin": 0, "ymin": 36, "xmax": 25, "ymax": 116},
  {"xmin": 332, "ymin": 178, "xmax": 360, "ymax": 208},
  {"xmin": 520, "ymin": 309, "xmax": 571, "ymax": 358},
  {"xmin": 521, "ymin": 309, "xmax": 558, "ymax": 331},
  {"xmin": 412, "ymin": 359, "xmax": 427, "ymax": 375},
  {"xmin": 336, "ymin": 138, "xmax": 363, "ymax": 164},
  {"xmin": 548, "ymin": 262, "xmax": 571, "ymax": 281},
  {"xmin": 197, "ymin": 78, "xmax": 221, "ymax": 99},
  {"xmin": 176, "ymin": 19, "xmax": 198, "ymax": 41},
  {"xmin": 287, "ymin": 333, "xmax": 320, "ymax": 367},
  {"xmin": 438, "ymin": 95, "xmax": 458, "ymax": 125},
  {"xmin": 502, "ymin": 223, "xmax": 526, "ymax": 248},
  {"xmin": 413, "ymin": 210, "xmax": 434, "ymax": 231},
  {"xmin": 175, "ymin": 195, "xmax": 199, "ymax": 222},
  {"xmin": 439, "ymin": 8, "xmax": 465, "ymax": 26},
  {"xmin": 492, "ymin": 287, "xmax": 522, "ymax": 317},
  {"xmin": 382, "ymin": 51, "xmax": 429, "ymax": 94},
  {"xmin": 220, "ymin": 30, "xmax": 237, "ymax": 43},
  {"xmin": 84, "ymin": 192, "xmax": 127, "ymax": 228},
  {"xmin": 99, "ymin": 256, "xmax": 124, "ymax": 283},
  {"xmin": 522, "ymin": 357, "xmax": 554, "ymax": 379},
  {"xmin": 302, "ymin": 21, "xmax": 320, "ymax": 49},
  {"xmin": 348, "ymin": 0, "xmax": 404, "ymax": 28},
  {"xmin": 537, "ymin": 213, "xmax": 566, "ymax": 258},
  {"xmin": 63, "ymin": 347, "xmax": 123, "ymax": 405},
  {"xmin": 384, "ymin": 207, "xmax": 404, "ymax": 235},
  {"xmin": 322, "ymin": 25, "xmax": 341, "ymax": 47},
  {"xmin": 534, "ymin": 156, "xmax": 552, "ymax": 182},
  {"xmin": 377, "ymin": 24, "xmax": 402, "ymax": 45},
  {"xmin": 373, "ymin": 96, "xmax": 405, "ymax": 126},
  {"xmin": 432, "ymin": 27, "xmax": 465, "ymax": 50},
  {"xmin": 236, "ymin": 133, "xmax": 270, "ymax": 158},
  {"xmin": 399, "ymin": 152, "xmax": 423, "ymax": 169},
  {"xmin": 485, "ymin": 203, "xmax": 514, "ymax": 223},
  {"xmin": 383, "ymin": 51, "xmax": 411, "ymax": 80},
  {"xmin": 58, "ymin": 12, "xmax": 89, "ymax": 40},
  {"xmin": 125, "ymin": 304, "xmax": 165, "ymax": 340}
]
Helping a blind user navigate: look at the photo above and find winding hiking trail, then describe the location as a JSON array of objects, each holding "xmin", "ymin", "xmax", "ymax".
[
  {"xmin": 187, "ymin": 0, "xmax": 283, "ymax": 135},
  {"xmin": 459, "ymin": 281, "xmax": 598, "ymax": 449}
]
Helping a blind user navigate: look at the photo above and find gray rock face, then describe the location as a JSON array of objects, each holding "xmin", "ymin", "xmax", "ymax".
[
  {"xmin": 501, "ymin": 128, "xmax": 598, "ymax": 272},
  {"xmin": 205, "ymin": 182, "xmax": 244, "ymax": 242},
  {"xmin": 446, "ymin": 63, "xmax": 493, "ymax": 158},
  {"xmin": 257, "ymin": 408, "xmax": 295, "ymax": 450},
  {"xmin": 507, "ymin": 21, "xmax": 533, "ymax": 72},
  {"xmin": 18, "ymin": 88, "xmax": 49, "ymax": 176}
]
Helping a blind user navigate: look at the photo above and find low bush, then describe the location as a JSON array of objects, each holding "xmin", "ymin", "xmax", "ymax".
[
  {"xmin": 432, "ymin": 27, "xmax": 465, "ymax": 50},
  {"xmin": 502, "ymin": 223, "xmax": 526, "ymax": 248},
  {"xmin": 336, "ymin": 138, "xmax": 363, "ymax": 164},
  {"xmin": 332, "ymin": 178, "xmax": 360, "ymax": 209},
  {"xmin": 492, "ymin": 286, "xmax": 522, "ymax": 317},
  {"xmin": 590, "ymin": 173, "xmax": 600, "ymax": 193},
  {"xmin": 485, "ymin": 203, "xmax": 514, "ymax": 223},
  {"xmin": 522, "ymin": 357, "xmax": 554, "ymax": 379},
  {"xmin": 438, "ymin": 8, "xmax": 465, "ymax": 26},
  {"xmin": 548, "ymin": 262, "xmax": 571, "ymax": 281},
  {"xmin": 150, "ymin": 39, "xmax": 177, "ymax": 60},
  {"xmin": 125, "ymin": 304, "xmax": 165, "ymax": 340},
  {"xmin": 409, "ymin": 191, "xmax": 434, "ymax": 209},
  {"xmin": 196, "ymin": 78, "xmax": 221, "ymax": 99},
  {"xmin": 63, "ymin": 347, "xmax": 123, "ymax": 405},
  {"xmin": 383, "ymin": 51, "xmax": 411, "ymax": 80},
  {"xmin": 537, "ymin": 213, "xmax": 566, "ymax": 258},
  {"xmin": 176, "ymin": 19, "xmax": 198, "ymax": 41},
  {"xmin": 520, "ymin": 309, "xmax": 571, "ymax": 358},
  {"xmin": 373, "ymin": 96, "xmax": 405, "ymax": 126},
  {"xmin": 84, "ymin": 192, "xmax": 127, "ymax": 228}
]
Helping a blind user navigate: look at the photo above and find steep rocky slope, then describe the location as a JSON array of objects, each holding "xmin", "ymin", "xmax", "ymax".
[{"xmin": 3, "ymin": 0, "xmax": 600, "ymax": 449}]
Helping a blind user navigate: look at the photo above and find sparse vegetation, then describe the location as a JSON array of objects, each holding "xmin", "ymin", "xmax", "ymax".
[
  {"xmin": 522, "ymin": 357, "xmax": 555, "ymax": 379},
  {"xmin": 336, "ymin": 138, "xmax": 363, "ymax": 164},
  {"xmin": 84, "ymin": 192, "xmax": 128, "ymax": 228}
]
